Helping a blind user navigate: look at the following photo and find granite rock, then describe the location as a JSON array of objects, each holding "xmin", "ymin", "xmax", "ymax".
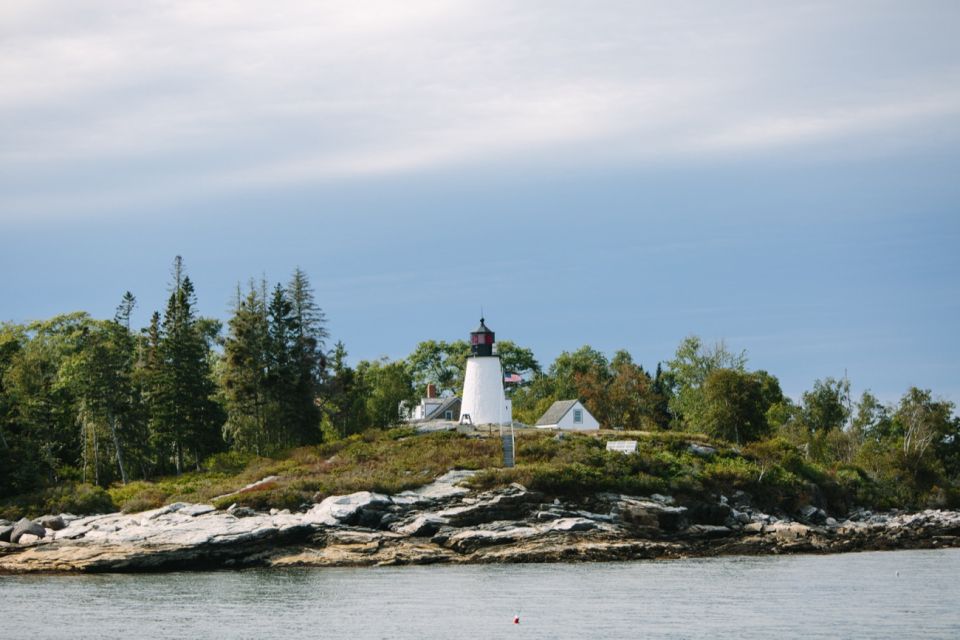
[{"xmin": 11, "ymin": 518, "xmax": 45, "ymax": 544}]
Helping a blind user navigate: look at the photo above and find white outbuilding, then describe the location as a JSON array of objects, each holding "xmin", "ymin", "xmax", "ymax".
[{"xmin": 535, "ymin": 399, "xmax": 600, "ymax": 431}]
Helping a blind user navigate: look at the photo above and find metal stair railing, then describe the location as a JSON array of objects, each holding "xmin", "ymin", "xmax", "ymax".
[{"xmin": 500, "ymin": 422, "xmax": 515, "ymax": 468}]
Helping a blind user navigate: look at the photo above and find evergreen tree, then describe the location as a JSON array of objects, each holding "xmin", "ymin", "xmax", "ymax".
[
  {"xmin": 140, "ymin": 310, "xmax": 166, "ymax": 475},
  {"xmin": 285, "ymin": 268, "xmax": 327, "ymax": 445},
  {"xmin": 59, "ymin": 312, "xmax": 148, "ymax": 486},
  {"xmin": 324, "ymin": 341, "xmax": 368, "ymax": 437},
  {"xmin": 149, "ymin": 257, "xmax": 224, "ymax": 473},
  {"xmin": 222, "ymin": 283, "xmax": 270, "ymax": 454},
  {"xmin": 650, "ymin": 363, "xmax": 673, "ymax": 429},
  {"xmin": 265, "ymin": 283, "xmax": 297, "ymax": 448}
]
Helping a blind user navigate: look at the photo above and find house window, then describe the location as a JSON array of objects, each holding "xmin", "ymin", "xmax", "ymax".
[
  {"xmin": 444, "ymin": 410, "xmax": 453, "ymax": 420},
  {"xmin": 573, "ymin": 409, "xmax": 583, "ymax": 424}
]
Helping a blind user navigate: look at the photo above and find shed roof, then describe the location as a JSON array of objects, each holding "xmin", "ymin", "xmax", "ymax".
[
  {"xmin": 425, "ymin": 396, "xmax": 461, "ymax": 420},
  {"xmin": 535, "ymin": 399, "xmax": 580, "ymax": 426}
]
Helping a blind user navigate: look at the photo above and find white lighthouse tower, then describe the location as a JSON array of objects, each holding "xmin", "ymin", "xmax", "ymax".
[{"xmin": 459, "ymin": 318, "xmax": 511, "ymax": 426}]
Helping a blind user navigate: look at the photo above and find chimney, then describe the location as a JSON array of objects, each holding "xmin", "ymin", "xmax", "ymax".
[{"xmin": 426, "ymin": 383, "xmax": 437, "ymax": 399}]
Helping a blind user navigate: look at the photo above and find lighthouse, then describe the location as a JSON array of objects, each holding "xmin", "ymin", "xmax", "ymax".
[{"xmin": 459, "ymin": 318, "xmax": 512, "ymax": 426}]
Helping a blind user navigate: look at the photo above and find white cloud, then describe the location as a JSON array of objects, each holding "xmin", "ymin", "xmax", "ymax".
[
  {"xmin": 688, "ymin": 91, "xmax": 960, "ymax": 154},
  {"xmin": 1, "ymin": 0, "xmax": 959, "ymax": 218}
]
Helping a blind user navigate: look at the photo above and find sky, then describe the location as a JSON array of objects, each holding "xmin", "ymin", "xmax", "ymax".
[{"xmin": 2, "ymin": 1, "xmax": 959, "ymax": 405}]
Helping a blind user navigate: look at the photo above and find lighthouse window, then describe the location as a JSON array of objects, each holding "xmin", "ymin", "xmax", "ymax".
[{"xmin": 573, "ymin": 409, "xmax": 583, "ymax": 424}]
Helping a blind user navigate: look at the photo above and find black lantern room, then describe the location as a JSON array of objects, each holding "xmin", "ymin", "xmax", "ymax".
[{"xmin": 470, "ymin": 317, "xmax": 495, "ymax": 357}]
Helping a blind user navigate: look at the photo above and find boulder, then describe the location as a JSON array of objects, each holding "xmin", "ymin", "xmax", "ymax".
[
  {"xmin": 0, "ymin": 525, "xmax": 13, "ymax": 542},
  {"xmin": 436, "ymin": 485, "xmax": 538, "ymax": 527},
  {"xmin": 179, "ymin": 504, "xmax": 216, "ymax": 517},
  {"xmin": 17, "ymin": 533, "xmax": 43, "ymax": 545},
  {"xmin": 378, "ymin": 513, "xmax": 400, "ymax": 528},
  {"xmin": 442, "ymin": 522, "xmax": 541, "ymax": 553},
  {"xmin": 685, "ymin": 524, "xmax": 733, "ymax": 538},
  {"xmin": 732, "ymin": 491, "xmax": 753, "ymax": 509},
  {"xmin": 392, "ymin": 470, "xmax": 475, "ymax": 505},
  {"xmin": 767, "ymin": 522, "xmax": 811, "ymax": 540},
  {"xmin": 616, "ymin": 498, "xmax": 688, "ymax": 532},
  {"xmin": 688, "ymin": 443, "xmax": 717, "ymax": 458},
  {"xmin": 146, "ymin": 503, "xmax": 191, "ymax": 519},
  {"xmin": 354, "ymin": 506, "xmax": 390, "ymax": 529},
  {"xmin": 304, "ymin": 491, "xmax": 393, "ymax": 527},
  {"xmin": 685, "ymin": 501, "xmax": 731, "ymax": 526},
  {"xmin": 655, "ymin": 507, "xmax": 689, "ymax": 532},
  {"xmin": 394, "ymin": 514, "xmax": 449, "ymax": 537},
  {"xmin": 11, "ymin": 518, "xmax": 46, "ymax": 543},
  {"xmin": 619, "ymin": 504, "xmax": 660, "ymax": 529},
  {"xmin": 743, "ymin": 522, "xmax": 764, "ymax": 534},
  {"xmin": 548, "ymin": 517, "xmax": 597, "ymax": 533},
  {"xmin": 39, "ymin": 515, "xmax": 66, "ymax": 531},
  {"xmin": 533, "ymin": 510, "xmax": 562, "ymax": 521},
  {"xmin": 725, "ymin": 509, "xmax": 752, "ymax": 528},
  {"xmin": 799, "ymin": 505, "xmax": 828, "ymax": 525}
]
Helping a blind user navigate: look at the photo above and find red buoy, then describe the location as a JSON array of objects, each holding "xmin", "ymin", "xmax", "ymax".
[{"xmin": 513, "ymin": 615, "xmax": 520, "ymax": 625}]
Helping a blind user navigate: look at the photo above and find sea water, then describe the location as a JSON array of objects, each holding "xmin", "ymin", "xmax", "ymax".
[{"xmin": 2, "ymin": 548, "xmax": 958, "ymax": 639}]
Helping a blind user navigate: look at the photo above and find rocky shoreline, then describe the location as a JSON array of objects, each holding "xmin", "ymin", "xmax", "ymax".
[{"xmin": 2, "ymin": 470, "xmax": 959, "ymax": 573}]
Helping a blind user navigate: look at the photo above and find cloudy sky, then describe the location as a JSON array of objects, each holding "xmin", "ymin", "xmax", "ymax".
[{"xmin": 2, "ymin": 1, "xmax": 959, "ymax": 403}]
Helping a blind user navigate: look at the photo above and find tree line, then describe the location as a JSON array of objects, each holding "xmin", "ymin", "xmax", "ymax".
[
  {"xmin": 399, "ymin": 336, "xmax": 960, "ymax": 505},
  {"xmin": 1, "ymin": 260, "xmax": 958, "ymax": 508},
  {"xmin": 0, "ymin": 258, "xmax": 330, "ymax": 496}
]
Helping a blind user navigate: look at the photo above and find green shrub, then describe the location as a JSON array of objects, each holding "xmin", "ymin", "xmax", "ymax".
[
  {"xmin": 121, "ymin": 489, "xmax": 168, "ymax": 514},
  {"xmin": 668, "ymin": 473, "xmax": 704, "ymax": 495},
  {"xmin": 617, "ymin": 472, "xmax": 669, "ymax": 496},
  {"xmin": 216, "ymin": 485, "xmax": 307, "ymax": 512},
  {"xmin": 517, "ymin": 437, "xmax": 562, "ymax": 462},
  {"xmin": 466, "ymin": 467, "xmax": 534, "ymax": 490},
  {"xmin": 702, "ymin": 457, "xmax": 760, "ymax": 487},
  {"xmin": 385, "ymin": 426, "xmax": 418, "ymax": 440},
  {"xmin": 347, "ymin": 442, "xmax": 377, "ymax": 463},
  {"xmin": 203, "ymin": 451, "xmax": 255, "ymax": 475},
  {"xmin": 529, "ymin": 463, "xmax": 606, "ymax": 495},
  {"xmin": 43, "ymin": 483, "xmax": 116, "ymax": 516},
  {"xmin": 289, "ymin": 478, "xmax": 325, "ymax": 494}
]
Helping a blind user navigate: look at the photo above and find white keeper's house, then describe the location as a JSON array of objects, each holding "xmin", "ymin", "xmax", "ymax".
[{"xmin": 535, "ymin": 399, "xmax": 600, "ymax": 431}]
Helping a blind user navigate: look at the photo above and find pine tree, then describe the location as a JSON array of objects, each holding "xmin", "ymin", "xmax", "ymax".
[
  {"xmin": 222, "ymin": 283, "xmax": 271, "ymax": 454},
  {"xmin": 285, "ymin": 268, "xmax": 327, "ymax": 445},
  {"xmin": 140, "ymin": 310, "xmax": 168, "ymax": 474},
  {"xmin": 149, "ymin": 257, "xmax": 224, "ymax": 473},
  {"xmin": 266, "ymin": 283, "xmax": 297, "ymax": 449},
  {"xmin": 324, "ymin": 341, "xmax": 368, "ymax": 437},
  {"xmin": 62, "ymin": 315, "xmax": 141, "ymax": 485}
]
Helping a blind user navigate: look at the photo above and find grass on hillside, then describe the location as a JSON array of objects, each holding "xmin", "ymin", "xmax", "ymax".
[
  {"xmin": 469, "ymin": 430, "xmax": 879, "ymax": 514},
  {"xmin": 110, "ymin": 427, "xmax": 503, "ymax": 514},
  {"xmin": 1, "ymin": 427, "xmax": 895, "ymax": 519}
]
